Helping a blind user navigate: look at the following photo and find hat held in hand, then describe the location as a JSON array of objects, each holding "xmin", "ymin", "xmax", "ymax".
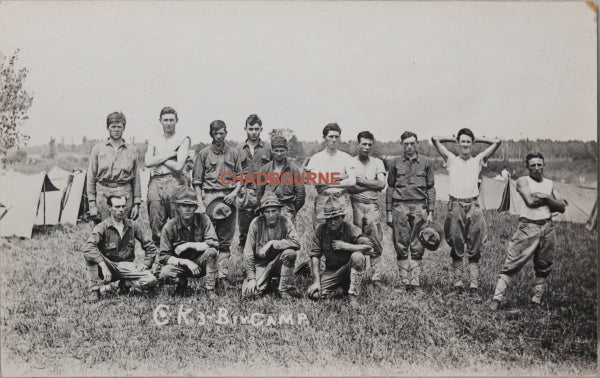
[
  {"xmin": 206, "ymin": 196, "xmax": 232, "ymax": 220},
  {"xmin": 418, "ymin": 222, "xmax": 444, "ymax": 251}
]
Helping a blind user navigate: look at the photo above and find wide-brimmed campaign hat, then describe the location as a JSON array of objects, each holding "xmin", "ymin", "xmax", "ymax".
[
  {"xmin": 206, "ymin": 196, "xmax": 232, "ymax": 220},
  {"xmin": 418, "ymin": 222, "xmax": 444, "ymax": 251},
  {"xmin": 257, "ymin": 192, "xmax": 283, "ymax": 212},
  {"xmin": 174, "ymin": 188, "xmax": 199, "ymax": 206},
  {"xmin": 316, "ymin": 197, "xmax": 346, "ymax": 220}
]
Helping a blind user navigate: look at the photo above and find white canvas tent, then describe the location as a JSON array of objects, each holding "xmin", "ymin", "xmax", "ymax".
[
  {"xmin": 498, "ymin": 179, "xmax": 597, "ymax": 224},
  {"xmin": 0, "ymin": 168, "xmax": 87, "ymax": 238}
]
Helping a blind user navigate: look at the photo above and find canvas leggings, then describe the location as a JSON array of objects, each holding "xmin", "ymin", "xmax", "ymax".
[
  {"xmin": 158, "ymin": 248, "xmax": 218, "ymax": 290},
  {"xmin": 147, "ymin": 174, "xmax": 187, "ymax": 246},
  {"xmin": 319, "ymin": 252, "xmax": 366, "ymax": 297},
  {"xmin": 243, "ymin": 249, "xmax": 297, "ymax": 296},
  {"xmin": 492, "ymin": 220, "xmax": 555, "ymax": 302}
]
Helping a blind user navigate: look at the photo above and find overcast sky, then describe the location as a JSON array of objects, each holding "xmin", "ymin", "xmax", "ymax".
[{"xmin": 0, "ymin": 1, "xmax": 596, "ymax": 146}]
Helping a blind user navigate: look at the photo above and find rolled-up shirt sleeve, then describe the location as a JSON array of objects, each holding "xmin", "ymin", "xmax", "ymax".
[{"xmin": 192, "ymin": 151, "xmax": 205, "ymax": 187}]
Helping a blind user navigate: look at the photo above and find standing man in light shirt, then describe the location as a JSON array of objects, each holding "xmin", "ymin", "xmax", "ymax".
[
  {"xmin": 87, "ymin": 111, "xmax": 142, "ymax": 222},
  {"xmin": 490, "ymin": 153, "xmax": 566, "ymax": 310},
  {"xmin": 348, "ymin": 131, "xmax": 386, "ymax": 283},
  {"xmin": 236, "ymin": 114, "xmax": 272, "ymax": 250},
  {"xmin": 304, "ymin": 123, "xmax": 356, "ymax": 227},
  {"xmin": 386, "ymin": 131, "xmax": 436, "ymax": 291},
  {"xmin": 431, "ymin": 128, "xmax": 501, "ymax": 296},
  {"xmin": 145, "ymin": 107, "xmax": 191, "ymax": 248},
  {"xmin": 193, "ymin": 120, "xmax": 243, "ymax": 290}
]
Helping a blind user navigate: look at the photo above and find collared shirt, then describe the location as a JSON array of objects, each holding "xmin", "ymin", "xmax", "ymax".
[
  {"xmin": 446, "ymin": 153, "xmax": 485, "ymax": 199},
  {"xmin": 309, "ymin": 221, "xmax": 373, "ymax": 271},
  {"xmin": 243, "ymin": 215, "xmax": 300, "ymax": 280},
  {"xmin": 192, "ymin": 143, "xmax": 242, "ymax": 191},
  {"xmin": 238, "ymin": 139, "xmax": 272, "ymax": 189},
  {"xmin": 146, "ymin": 132, "xmax": 190, "ymax": 176},
  {"xmin": 87, "ymin": 139, "xmax": 142, "ymax": 204},
  {"xmin": 256, "ymin": 159, "xmax": 306, "ymax": 212},
  {"xmin": 83, "ymin": 217, "xmax": 156, "ymax": 267},
  {"xmin": 158, "ymin": 213, "xmax": 219, "ymax": 265},
  {"xmin": 351, "ymin": 155, "xmax": 386, "ymax": 201},
  {"xmin": 386, "ymin": 152, "xmax": 436, "ymax": 212}
]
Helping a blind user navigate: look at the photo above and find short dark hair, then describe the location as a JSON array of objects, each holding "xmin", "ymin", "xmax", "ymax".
[
  {"xmin": 400, "ymin": 131, "xmax": 418, "ymax": 142},
  {"xmin": 525, "ymin": 152, "xmax": 544, "ymax": 165},
  {"xmin": 210, "ymin": 120, "xmax": 227, "ymax": 135},
  {"xmin": 457, "ymin": 128, "xmax": 475, "ymax": 142},
  {"xmin": 323, "ymin": 123, "xmax": 341, "ymax": 137},
  {"xmin": 107, "ymin": 195, "xmax": 127, "ymax": 208},
  {"xmin": 246, "ymin": 114, "xmax": 262, "ymax": 127},
  {"xmin": 106, "ymin": 111, "xmax": 126, "ymax": 128},
  {"xmin": 160, "ymin": 107, "xmax": 178, "ymax": 120},
  {"xmin": 357, "ymin": 131, "xmax": 374, "ymax": 143}
]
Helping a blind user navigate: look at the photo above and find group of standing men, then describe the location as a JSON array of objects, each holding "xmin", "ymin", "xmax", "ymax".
[{"xmin": 83, "ymin": 107, "xmax": 567, "ymax": 310}]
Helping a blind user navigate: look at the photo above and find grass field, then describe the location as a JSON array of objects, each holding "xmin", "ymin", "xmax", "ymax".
[{"xmin": 0, "ymin": 191, "xmax": 597, "ymax": 376}]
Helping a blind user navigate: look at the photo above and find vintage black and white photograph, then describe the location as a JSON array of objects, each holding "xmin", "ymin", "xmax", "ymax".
[{"xmin": 0, "ymin": 0, "xmax": 597, "ymax": 376}]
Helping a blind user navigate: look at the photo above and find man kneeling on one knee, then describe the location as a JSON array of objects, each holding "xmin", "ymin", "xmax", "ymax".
[
  {"xmin": 83, "ymin": 195, "xmax": 158, "ymax": 299},
  {"xmin": 157, "ymin": 188, "xmax": 220, "ymax": 298},
  {"xmin": 242, "ymin": 192, "xmax": 301, "ymax": 299},
  {"xmin": 307, "ymin": 197, "xmax": 374, "ymax": 300}
]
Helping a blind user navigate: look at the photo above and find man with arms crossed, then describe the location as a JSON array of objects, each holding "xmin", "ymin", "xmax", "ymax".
[
  {"xmin": 387, "ymin": 131, "xmax": 436, "ymax": 291},
  {"xmin": 431, "ymin": 128, "xmax": 501, "ymax": 296},
  {"xmin": 87, "ymin": 111, "xmax": 142, "ymax": 222},
  {"xmin": 304, "ymin": 123, "xmax": 356, "ymax": 227},
  {"xmin": 348, "ymin": 131, "xmax": 386, "ymax": 284},
  {"xmin": 256, "ymin": 135, "xmax": 306, "ymax": 222},
  {"xmin": 490, "ymin": 153, "xmax": 566, "ymax": 310},
  {"xmin": 157, "ymin": 188, "xmax": 219, "ymax": 298},
  {"xmin": 237, "ymin": 114, "xmax": 272, "ymax": 249},
  {"xmin": 145, "ymin": 107, "xmax": 191, "ymax": 248},
  {"xmin": 242, "ymin": 192, "xmax": 301, "ymax": 300},
  {"xmin": 83, "ymin": 195, "xmax": 157, "ymax": 300},
  {"xmin": 307, "ymin": 197, "xmax": 374, "ymax": 303},
  {"xmin": 193, "ymin": 120, "xmax": 242, "ymax": 290}
]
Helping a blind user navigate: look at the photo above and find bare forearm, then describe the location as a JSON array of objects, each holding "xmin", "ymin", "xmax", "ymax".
[
  {"xmin": 432, "ymin": 136, "xmax": 456, "ymax": 144},
  {"xmin": 310, "ymin": 257, "xmax": 321, "ymax": 283},
  {"xmin": 145, "ymin": 152, "xmax": 177, "ymax": 167}
]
